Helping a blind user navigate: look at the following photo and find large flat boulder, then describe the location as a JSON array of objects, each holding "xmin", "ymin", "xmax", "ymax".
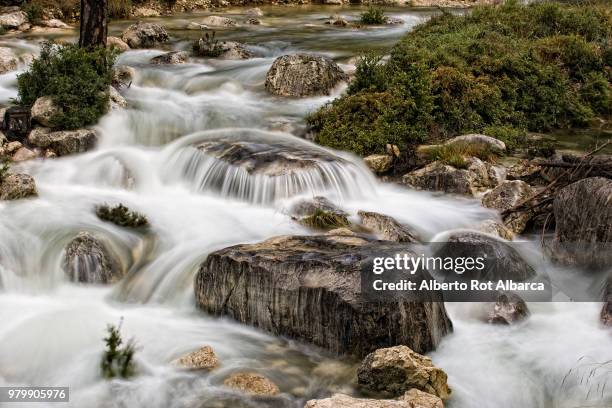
[
  {"xmin": 305, "ymin": 393, "xmax": 439, "ymax": 408},
  {"xmin": 28, "ymin": 127, "xmax": 96, "ymax": 156},
  {"xmin": 195, "ymin": 234, "xmax": 452, "ymax": 357},
  {"xmin": 0, "ymin": 10, "xmax": 27, "ymax": 29},
  {"xmin": 121, "ymin": 22, "xmax": 169, "ymax": 49},
  {"xmin": 265, "ymin": 54, "xmax": 347, "ymax": 97}
]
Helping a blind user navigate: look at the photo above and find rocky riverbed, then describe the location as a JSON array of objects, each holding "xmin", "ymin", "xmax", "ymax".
[{"xmin": 0, "ymin": 3, "xmax": 610, "ymax": 408}]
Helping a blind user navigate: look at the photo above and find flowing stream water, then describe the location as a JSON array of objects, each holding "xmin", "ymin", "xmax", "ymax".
[{"xmin": 0, "ymin": 6, "xmax": 610, "ymax": 408}]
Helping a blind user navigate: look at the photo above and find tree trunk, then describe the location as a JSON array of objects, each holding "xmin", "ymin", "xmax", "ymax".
[{"xmin": 79, "ymin": 0, "xmax": 107, "ymax": 48}]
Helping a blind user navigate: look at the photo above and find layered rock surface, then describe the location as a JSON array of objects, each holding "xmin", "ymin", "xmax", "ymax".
[{"xmin": 195, "ymin": 233, "xmax": 452, "ymax": 357}]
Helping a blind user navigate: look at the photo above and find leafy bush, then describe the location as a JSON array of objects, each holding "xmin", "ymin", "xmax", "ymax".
[
  {"xmin": 17, "ymin": 43, "xmax": 116, "ymax": 130},
  {"xmin": 96, "ymin": 203, "xmax": 149, "ymax": 228},
  {"xmin": 309, "ymin": 2, "xmax": 612, "ymax": 156},
  {"xmin": 101, "ymin": 321, "xmax": 136, "ymax": 379},
  {"xmin": 108, "ymin": 0, "xmax": 132, "ymax": 19},
  {"xmin": 360, "ymin": 6, "xmax": 386, "ymax": 25},
  {"xmin": 23, "ymin": 3, "xmax": 44, "ymax": 24}
]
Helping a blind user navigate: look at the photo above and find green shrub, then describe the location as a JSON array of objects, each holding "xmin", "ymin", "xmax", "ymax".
[
  {"xmin": 96, "ymin": 204, "xmax": 149, "ymax": 229},
  {"xmin": 108, "ymin": 0, "xmax": 132, "ymax": 19},
  {"xmin": 17, "ymin": 43, "xmax": 117, "ymax": 130},
  {"xmin": 23, "ymin": 3, "xmax": 44, "ymax": 24},
  {"xmin": 360, "ymin": 6, "xmax": 386, "ymax": 25},
  {"xmin": 309, "ymin": 2, "xmax": 612, "ymax": 156},
  {"xmin": 101, "ymin": 321, "xmax": 136, "ymax": 379}
]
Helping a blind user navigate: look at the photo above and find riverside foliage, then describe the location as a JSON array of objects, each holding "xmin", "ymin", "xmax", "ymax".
[
  {"xmin": 307, "ymin": 1, "xmax": 612, "ymax": 156},
  {"xmin": 17, "ymin": 43, "xmax": 116, "ymax": 130}
]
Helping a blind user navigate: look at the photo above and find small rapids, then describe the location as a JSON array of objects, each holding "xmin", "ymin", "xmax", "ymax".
[{"xmin": 0, "ymin": 5, "xmax": 610, "ymax": 408}]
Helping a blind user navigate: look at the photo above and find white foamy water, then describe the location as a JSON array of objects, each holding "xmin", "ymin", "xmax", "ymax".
[{"xmin": 0, "ymin": 6, "xmax": 609, "ymax": 408}]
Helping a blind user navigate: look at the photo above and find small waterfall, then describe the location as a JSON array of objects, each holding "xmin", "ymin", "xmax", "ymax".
[{"xmin": 162, "ymin": 128, "xmax": 377, "ymax": 205}]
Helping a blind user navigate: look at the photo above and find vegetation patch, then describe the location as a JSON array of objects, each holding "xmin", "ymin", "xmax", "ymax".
[
  {"xmin": 423, "ymin": 142, "xmax": 497, "ymax": 169},
  {"xmin": 192, "ymin": 31, "xmax": 225, "ymax": 58},
  {"xmin": 360, "ymin": 6, "xmax": 386, "ymax": 25},
  {"xmin": 308, "ymin": 1, "xmax": 612, "ymax": 157},
  {"xmin": 24, "ymin": 0, "xmax": 79, "ymax": 20},
  {"xmin": 108, "ymin": 0, "xmax": 132, "ymax": 19},
  {"xmin": 299, "ymin": 209, "xmax": 350, "ymax": 231},
  {"xmin": 17, "ymin": 43, "xmax": 117, "ymax": 130},
  {"xmin": 96, "ymin": 203, "xmax": 149, "ymax": 229},
  {"xmin": 101, "ymin": 321, "xmax": 137, "ymax": 379},
  {"xmin": 0, "ymin": 157, "xmax": 11, "ymax": 183}
]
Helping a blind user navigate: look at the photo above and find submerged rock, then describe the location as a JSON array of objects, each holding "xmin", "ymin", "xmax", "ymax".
[
  {"xmin": 487, "ymin": 292, "xmax": 530, "ymax": 325},
  {"xmin": 150, "ymin": 51, "xmax": 189, "ymax": 65},
  {"xmin": 326, "ymin": 15, "xmax": 349, "ymax": 27},
  {"xmin": 0, "ymin": 47, "xmax": 18, "ymax": 74},
  {"xmin": 200, "ymin": 15, "xmax": 236, "ymax": 27},
  {"xmin": 481, "ymin": 180, "xmax": 535, "ymax": 234},
  {"xmin": 28, "ymin": 127, "xmax": 96, "ymax": 156},
  {"xmin": 246, "ymin": 7, "xmax": 264, "ymax": 17},
  {"xmin": 121, "ymin": 22, "xmax": 169, "ymax": 49},
  {"xmin": 265, "ymin": 54, "xmax": 347, "ymax": 97},
  {"xmin": 0, "ymin": 173, "xmax": 37, "ymax": 200},
  {"xmin": 63, "ymin": 232, "xmax": 123, "ymax": 284},
  {"xmin": 357, "ymin": 345, "xmax": 451, "ymax": 399},
  {"xmin": 31, "ymin": 96, "xmax": 60, "ymax": 127},
  {"xmin": 552, "ymin": 177, "xmax": 612, "ymax": 270},
  {"xmin": 223, "ymin": 372, "xmax": 279, "ymax": 396},
  {"xmin": 174, "ymin": 345, "xmax": 219, "ymax": 370},
  {"xmin": 358, "ymin": 210, "xmax": 419, "ymax": 243},
  {"xmin": 195, "ymin": 234, "xmax": 452, "ymax": 357}
]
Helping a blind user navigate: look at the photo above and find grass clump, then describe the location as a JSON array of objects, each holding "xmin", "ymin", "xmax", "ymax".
[
  {"xmin": 0, "ymin": 157, "xmax": 11, "ymax": 183},
  {"xmin": 299, "ymin": 209, "xmax": 350, "ymax": 231},
  {"xmin": 96, "ymin": 203, "xmax": 149, "ymax": 229},
  {"xmin": 360, "ymin": 6, "xmax": 386, "ymax": 25},
  {"xmin": 423, "ymin": 142, "xmax": 497, "ymax": 169},
  {"xmin": 101, "ymin": 320, "xmax": 137, "ymax": 379},
  {"xmin": 308, "ymin": 1, "xmax": 612, "ymax": 157},
  {"xmin": 193, "ymin": 32, "xmax": 225, "ymax": 58},
  {"xmin": 17, "ymin": 43, "xmax": 117, "ymax": 130},
  {"xmin": 108, "ymin": 0, "xmax": 132, "ymax": 19},
  {"xmin": 23, "ymin": 3, "xmax": 44, "ymax": 25}
]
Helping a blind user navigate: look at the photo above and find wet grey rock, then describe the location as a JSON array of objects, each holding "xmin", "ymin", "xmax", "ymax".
[
  {"xmin": 63, "ymin": 232, "xmax": 123, "ymax": 284},
  {"xmin": 402, "ymin": 161, "xmax": 476, "ymax": 196},
  {"xmin": 195, "ymin": 234, "xmax": 452, "ymax": 357},
  {"xmin": 553, "ymin": 177, "xmax": 612, "ymax": 270},
  {"xmin": 357, "ymin": 345, "xmax": 451, "ymax": 399},
  {"xmin": 487, "ymin": 292, "xmax": 530, "ymax": 325},
  {"xmin": 0, "ymin": 173, "xmax": 37, "ymax": 200},
  {"xmin": 358, "ymin": 210, "xmax": 419, "ymax": 243},
  {"xmin": 121, "ymin": 22, "xmax": 169, "ymax": 49},
  {"xmin": 28, "ymin": 127, "xmax": 96, "ymax": 156},
  {"xmin": 150, "ymin": 51, "xmax": 189, "ymax": 65},
  {"xmin": 265, "ymin": 54, "xmax": 348, "ymax": 97},
  {"xmin": 433, "ymin": 231, "xmax": 536, "ymax": 282}
]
